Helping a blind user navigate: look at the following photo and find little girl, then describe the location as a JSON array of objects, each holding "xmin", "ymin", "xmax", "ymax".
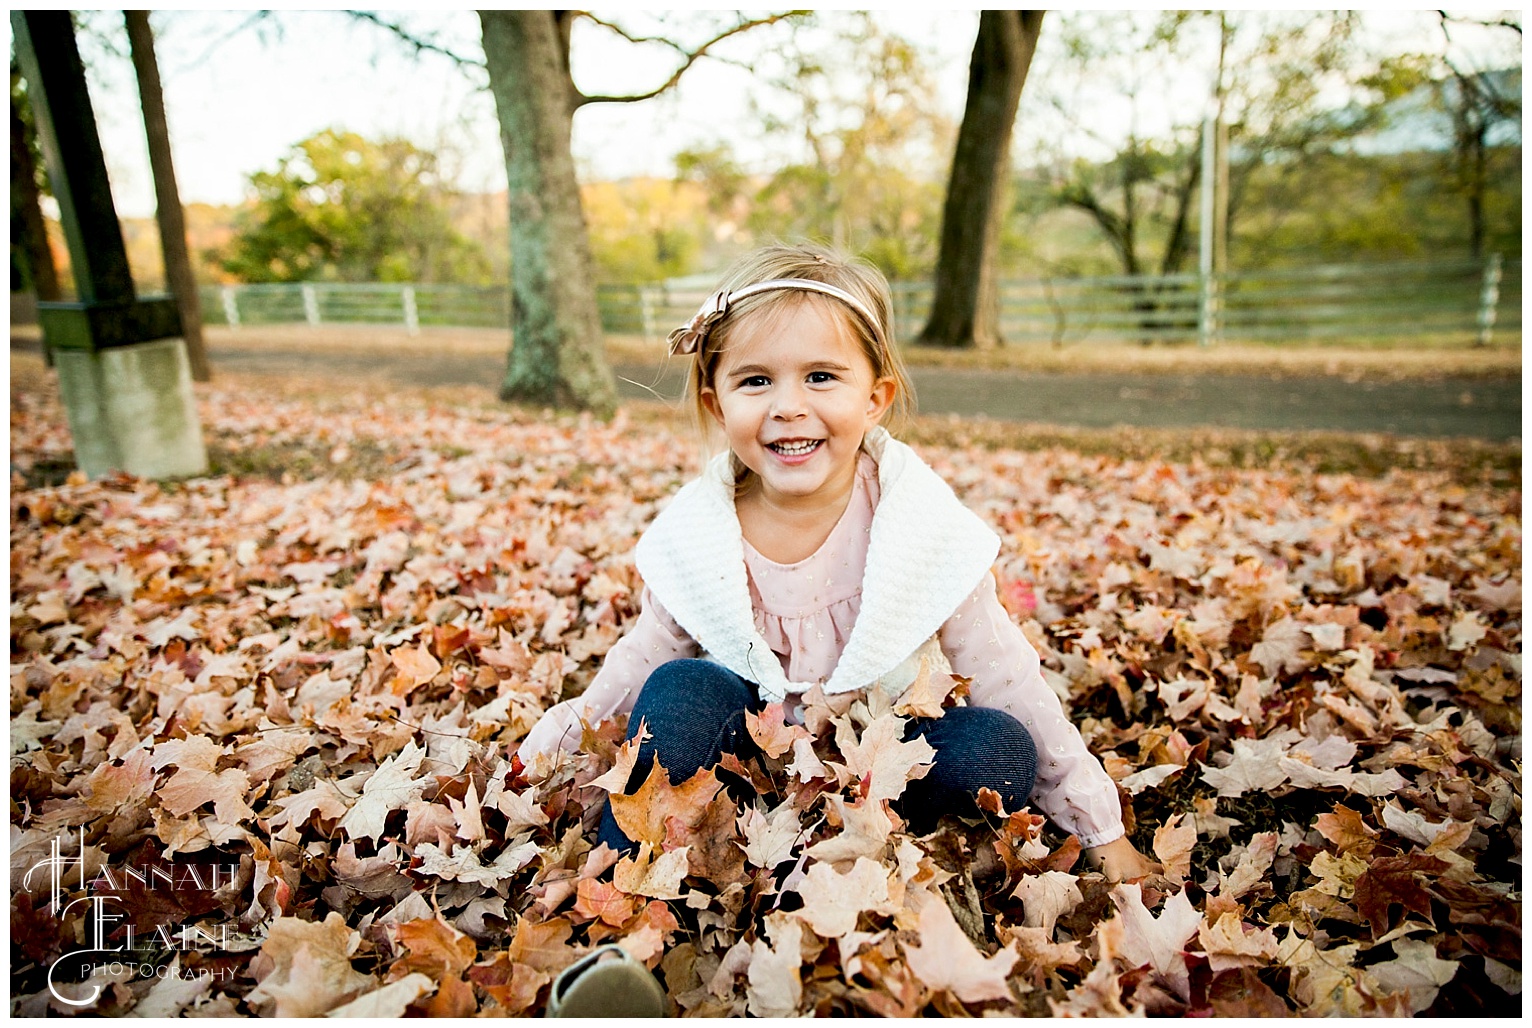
[{"xmin": 519, "ymin": 244, "xmax": 1156, "ymax": 882}]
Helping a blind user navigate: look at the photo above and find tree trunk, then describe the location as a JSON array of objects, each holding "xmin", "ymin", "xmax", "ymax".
[
  {"xmin": 125, "ymin": 10, "xmax": 211, "ymax": 382},
  {"xmin": 479, "ymin": 10, "xmax": 616, "ymax": 414},
  {"xmin": 1159, "ymin": 146, "xmax": 1202, "ymax": 275},
  {"xmin": 10, "ymin": 69, "xmax": 60, "ymax": 301},
  {"xmin": 918, "ymin": 11, "xmax": 1043, "ymax": 349}
]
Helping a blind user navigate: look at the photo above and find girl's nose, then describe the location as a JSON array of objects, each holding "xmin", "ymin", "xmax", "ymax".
[{"xmin": 770, "ymin": 386, "xmax": 808, "ymax": 420}]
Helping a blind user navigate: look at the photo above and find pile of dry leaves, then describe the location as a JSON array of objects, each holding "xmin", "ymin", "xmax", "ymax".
[{"xmin": 10, "ymin": 377, "xmax": 1521, "ymax": 1016}]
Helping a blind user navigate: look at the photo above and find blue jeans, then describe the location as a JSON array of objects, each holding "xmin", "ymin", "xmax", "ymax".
[{"xmin": 595, "ymin": 659, "xmax": 1039, "ymax": 853}]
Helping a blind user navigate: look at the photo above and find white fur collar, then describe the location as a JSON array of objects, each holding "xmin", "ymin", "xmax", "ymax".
[{"xmin": 633, "ymin": 428, "xmax": 999, "ymax": 702}]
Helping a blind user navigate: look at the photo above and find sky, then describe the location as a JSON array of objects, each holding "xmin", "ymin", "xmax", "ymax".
[{"xmin": 38, "ymin": 9, "xmax": 1523, "ymax": 220}]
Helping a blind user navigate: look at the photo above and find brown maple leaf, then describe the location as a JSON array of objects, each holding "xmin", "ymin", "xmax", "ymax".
[
  {"xmin": 1352, "ymin": 854, "xmax": 1447, "ymax": 937},
  {"xmin": 393, "ymin": 914, "xmax": 478, "ymax": 979},
  {"xmin": 791, "ymin": 857, "xmax": 898, "ymax": 938},
  {"xmin": 1315, "ymin": 802, "xmax": 1380, "ymax": 856},
  {"xmin": 506, "ymin": 916, "xmax": 580, "ymax": 976},
  {"xmin": 1152, "ymin": 812, "xmax": 1196, "ymax": 886},
  {"xmin": 608, "ymin": 761, "xmax": 723, "ymax": 849}
]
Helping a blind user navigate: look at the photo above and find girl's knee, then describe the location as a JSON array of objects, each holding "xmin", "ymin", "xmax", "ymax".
[
  {"xmin": 627, "ymin": 660, "xmax": 757, "ymax": 742},
  {"xmin": 908, "ymin": 705, "xmax": 1037, "ymax": 799}
]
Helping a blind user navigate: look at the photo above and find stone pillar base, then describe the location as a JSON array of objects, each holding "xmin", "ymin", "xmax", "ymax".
[{"xmin": 52, "ymin": 337, "xmax": 208, "ymax": 480}]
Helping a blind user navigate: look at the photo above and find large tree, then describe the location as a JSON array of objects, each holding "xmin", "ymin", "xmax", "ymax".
[
  {"xmin": 475, "ymin": 11, "xmax": 802, "ymax": 413},
  {"xmin": 918, "ymin": 11, "xmax": 1044, "ymax": 349},
  {"xmin": 125, "ymin": 10, "xmax": 210, "ymax": 382}
]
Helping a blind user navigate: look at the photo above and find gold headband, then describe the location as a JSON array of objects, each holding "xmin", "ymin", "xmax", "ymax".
[{"xmin": 665, "ymin": 278, "xmax": 881, "ymax": 357}]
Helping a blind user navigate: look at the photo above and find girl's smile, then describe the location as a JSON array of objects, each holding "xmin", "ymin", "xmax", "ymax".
[{"xmin": 702, "ymin": 299, "xmax": 895, "ymax": 518}]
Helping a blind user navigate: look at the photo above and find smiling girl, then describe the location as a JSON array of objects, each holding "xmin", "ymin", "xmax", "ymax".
[{"xmin": 518, "ymin": 243, "xmax": 1157, "ymax": 885}]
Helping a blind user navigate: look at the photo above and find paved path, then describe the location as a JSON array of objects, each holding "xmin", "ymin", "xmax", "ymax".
[
  {"xmin": 610, "ymin": 361, "xmax": 1521, "ymax": 440},
  {"xmin": 16, "ymin": 338, "xmax": 1522, "ymax": 440}
]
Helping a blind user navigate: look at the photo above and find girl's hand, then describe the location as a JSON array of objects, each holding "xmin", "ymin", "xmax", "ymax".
[
  {"xmin": 516, "ymin": 699, "xmax": 589, "ymax": 774},
  {"xmin": 1083, "ymin": 836, "xmax": 1162, "ymax": 883}
]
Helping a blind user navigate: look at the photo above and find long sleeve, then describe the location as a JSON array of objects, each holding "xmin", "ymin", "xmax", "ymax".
[
  {"xmin": 939, "ymin": 574, "xmax": 1125, "ymax": 848},
  {"xmin": 516, "ymin": 586, "xmax": 698, "ymax": 765}
]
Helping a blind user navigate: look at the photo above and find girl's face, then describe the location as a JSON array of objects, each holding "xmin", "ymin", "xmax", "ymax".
[{"xmin": 701, "ymin": 300, "xmax": 895, "ymax": 512}]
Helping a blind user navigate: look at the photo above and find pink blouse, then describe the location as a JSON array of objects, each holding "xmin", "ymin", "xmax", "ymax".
[{"xmin": 519, "ymin": 454, "xmax": 1124, "ymax": 847}]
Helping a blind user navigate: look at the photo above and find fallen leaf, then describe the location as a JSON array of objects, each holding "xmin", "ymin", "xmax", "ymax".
[
  {"xmin": 1196, "ymin": 912, "xmax": 1279, "ymax": 972},
  {"xmin": 1152, "ymin": 812, "xmax": 1196, "ymax": 885},
  {"xmin": 246, "ymin": 912, "xmax": 374, "ymax": 1017},
  {"xmin": 827, "ymin": 713, "xmax": 935, "ymax": 804},
  {"xmin": 902, "ymin": 893, "xmax": 1018, "ymax": 1004},
  {"xmin": 746, "ymin": 913, "xmax": 804, "ymax": 1017},
  {"xmin": 326, "ymin": 973, "xmax": 436, "ymax": 1018},
  {"xmin": 1110, "ymin": 883, "xmax": 1202, "ymax": 998},
  {"xmin": 1011, "ymin": 870, "xmax": 1083, "ymax": 934},
  {"xmin": 792, "ymin": 857, "xmax": 898, "ymax": 938},
  {"xmin": 1367, "ymin": 938, "xmax": 1459, "ymax": 1013},
  {"xmin": 337, "ymin": 741, "xmax": 428, "ymax": 844}
]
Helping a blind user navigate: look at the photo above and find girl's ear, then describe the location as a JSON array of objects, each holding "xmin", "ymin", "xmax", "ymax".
[
  {"xmin": 701, "ymin": 386, "xmax": 726, "ymax": 426},
  {"xmin": 865, "ymin": 377, "xmax": 896, "ymax": 425}
]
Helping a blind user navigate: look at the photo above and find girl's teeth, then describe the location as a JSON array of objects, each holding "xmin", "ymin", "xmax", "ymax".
[{"xmin": 772, "ymin": 440, "xmax": 819, "ymax": 455}]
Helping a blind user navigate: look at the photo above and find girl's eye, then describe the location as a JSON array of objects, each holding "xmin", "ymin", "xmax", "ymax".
[
  {"xmin": 741, "ymin": 375, "xmax": 770, "ymax": 388},
  {"xmin": 807, "ymin": 371, "xmax": 837, "ymax": 384}
]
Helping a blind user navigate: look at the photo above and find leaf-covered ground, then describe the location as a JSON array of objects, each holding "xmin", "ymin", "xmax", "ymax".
[{"xmin": 9, "ymin": 370, "xmax": 1521, "ymax": 1016}]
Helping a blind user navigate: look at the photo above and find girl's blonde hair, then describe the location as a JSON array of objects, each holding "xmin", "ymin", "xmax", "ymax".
[{"xmin": 681, "ymin": 244, "xmax": 915, "ymax": 483}]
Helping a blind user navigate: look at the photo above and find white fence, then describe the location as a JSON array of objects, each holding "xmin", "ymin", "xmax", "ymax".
[{"xmin": 200, "ymin": 256, "xmax": 1520, "ymax": 346}]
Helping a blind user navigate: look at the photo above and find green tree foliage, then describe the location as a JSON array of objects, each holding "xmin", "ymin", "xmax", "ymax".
[
  {"xmin": 583, "ymin": 177, "xmax": 704, "ymax": 284},
  {"xmin": 215, "ymin": 129, "xmax": 491, "ymax": 283}
]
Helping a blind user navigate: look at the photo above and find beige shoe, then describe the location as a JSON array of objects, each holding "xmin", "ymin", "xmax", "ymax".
[{"xmin": 546, "ymin": 944, "xmax": 666, "ymax": 1018}]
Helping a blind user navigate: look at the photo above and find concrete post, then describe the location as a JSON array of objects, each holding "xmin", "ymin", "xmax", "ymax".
[
  {"xmin": 12, "ymin": 10, "xmax": 207, "ymax": 480},
  {"xmin": 52, "ymin": 339, "xmax": 207, "ymax": 479}
]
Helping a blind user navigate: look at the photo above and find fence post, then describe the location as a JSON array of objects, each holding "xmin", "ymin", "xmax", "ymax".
[
  {"xmin": 1476, "ymin": 252, "xmax": 1502, "ymax": 347},
  {"xmin": 402, "ymin": 285, "xmax": 420, "ymax": 336},
  {"xmin": 1198, "ymin": 272, "xmax": 1221, "ymax": 347},
  {"xmin": 220, "ymin": 286, "xmax": 240, "ymax": 329},
  {"xmin": 639, "ymin": 286, "xmax": 657, "ymax": 344},
  {"xmin": 302, "ymin": 284, "xmax": 320, "ymax": 326}
]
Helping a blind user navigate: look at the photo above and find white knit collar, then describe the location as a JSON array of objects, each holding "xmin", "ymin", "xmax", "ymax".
[{"xmin": 634, "ymin": 428, "xmax": 999, "ymax": 701}]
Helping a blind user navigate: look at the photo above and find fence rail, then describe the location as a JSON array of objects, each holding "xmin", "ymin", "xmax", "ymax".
[{"xmin": 200, "ymin": 256, "xmax": 1520, "ymax": 347}]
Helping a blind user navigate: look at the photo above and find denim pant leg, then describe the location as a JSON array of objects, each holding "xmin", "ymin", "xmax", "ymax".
[
  {"xmin": 898, "ymin": 706, "xmax": 1038, "ymax": 835},
  {"xmin": 595, "ymin": 659, "xmax": 759, "ymax": 854}
]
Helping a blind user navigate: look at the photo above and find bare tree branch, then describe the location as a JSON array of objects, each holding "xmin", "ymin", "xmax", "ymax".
[
  {"xmin": 574, "ymin": 11, "xmax": 691, "ymax": 56},
  {"xmin": 1437, "ymin": 9, "xmax": 1522, "ymax": 36},
  {"xmin": 349, "ymin": 10, "xmax": 486, "ymax": 70},
  {"xmin": 573, "ymin": 11, "xmax": 809, "ymax": 107}
]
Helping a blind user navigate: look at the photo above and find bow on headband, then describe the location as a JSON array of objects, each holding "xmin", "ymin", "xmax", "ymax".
[
  {"xmin": 665, "ymin": 278, "xmax": 882, "ymax": 357},
  {"xmin": 666, "ymin": 290, "xmax": 730, "ymax": 356}
]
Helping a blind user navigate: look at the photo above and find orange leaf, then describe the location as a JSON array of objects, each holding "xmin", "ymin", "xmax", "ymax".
[
  {"xmin": 574, "ymin": 878, "xmax": 637, "ymax": 927},
  {"xmin": 507, "ymin": 917, "xmax": 579, "ymax": 975},
  {"xmin": 745, "ymin": 703, "xmax": 809, "ymax": 759},
  {"xmin": 391, "ymin": 642, "xmax": 441, "ymax": 694},
  {"xmin": 425, "ymin": 972, "xmax": 477, "ymax": 1017},
  {"xmin": 395, "ymin": 915, "xmax": 477, "ymax": 978},
  {"xmin": 608, "ymin": 761, "xmax": 723, "ymax": 849}
]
